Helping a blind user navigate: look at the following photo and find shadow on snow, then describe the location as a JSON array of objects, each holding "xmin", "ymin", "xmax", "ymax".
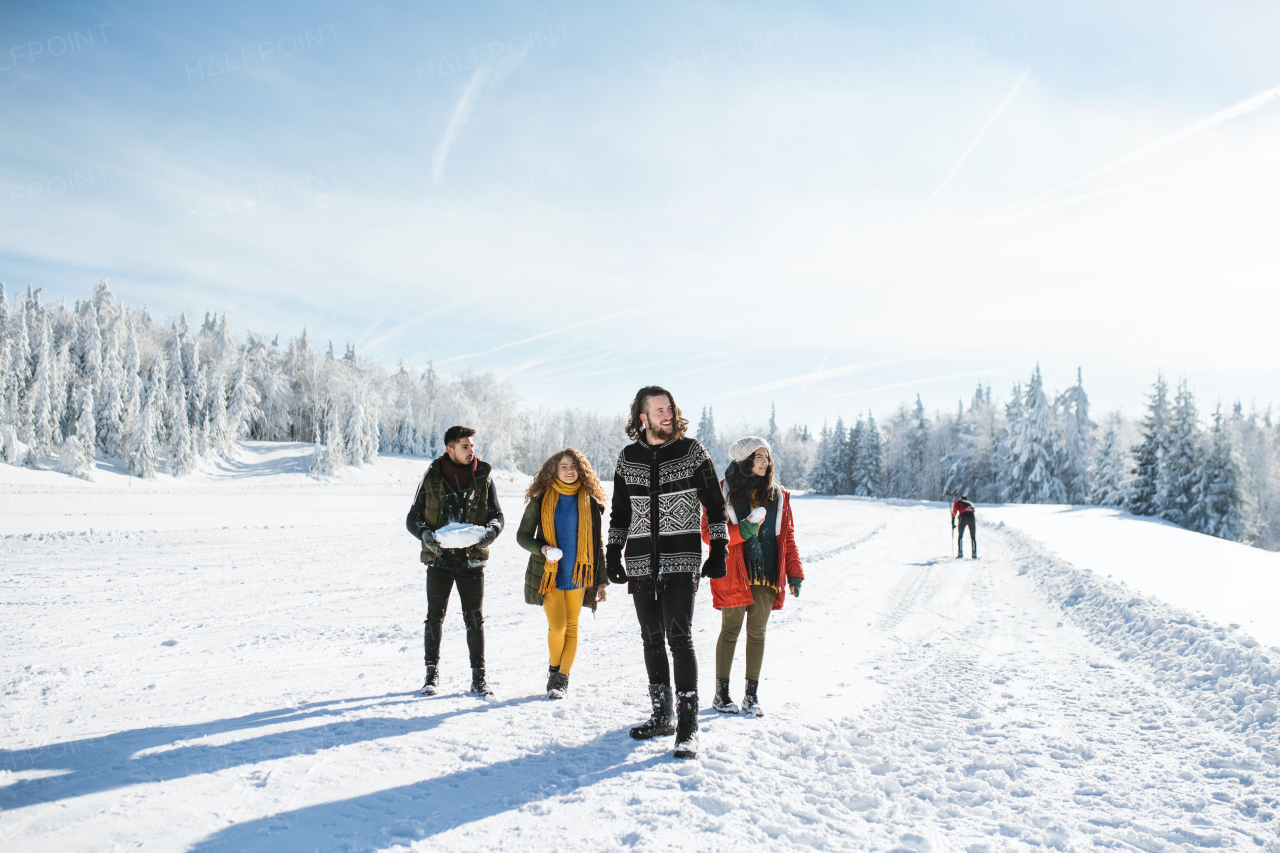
[
  {"xmin": 0, "ymin": 692, "xmax": 537, "ymax": 810},
  {"xmin": 188, "ymin": 725, "xmax": 656, "ymax": 852}
]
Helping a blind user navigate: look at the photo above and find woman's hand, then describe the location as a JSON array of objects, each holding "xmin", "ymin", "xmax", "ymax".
[
  {"xmin": 541, "ymin": 544, "xmax": 550, "ymax": 557},
  {"xmin": 595, "ymin": 584, "xmax": 608, "ymax": 603}
]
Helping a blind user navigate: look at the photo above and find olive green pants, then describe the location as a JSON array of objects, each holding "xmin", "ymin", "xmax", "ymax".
[{"xmin": 715, "ymin": 585, "xmax": 775, "ymax": 681}]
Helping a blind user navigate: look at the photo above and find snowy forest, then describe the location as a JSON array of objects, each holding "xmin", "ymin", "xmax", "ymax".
[{"xmin": 2, "ymin": 282, "xmax": 1278, "ymax": 551}]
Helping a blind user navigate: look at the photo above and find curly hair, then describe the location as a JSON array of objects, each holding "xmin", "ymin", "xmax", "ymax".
[
  {"xmin": 624, "ymin": 385, "xmax": 688, "ymax": 441},
  {"xmin": 525, "ymin": 448, "xmax": 607, "ymax": 504},
  {"xmin": 726, "ymin": 455, "xmax": 778, "ymax": 511}
]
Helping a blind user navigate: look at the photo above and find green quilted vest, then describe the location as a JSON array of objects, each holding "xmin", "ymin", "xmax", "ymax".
[{"xmin": 419, "ymin": 459, "xmax": 493, "ymax": 564}]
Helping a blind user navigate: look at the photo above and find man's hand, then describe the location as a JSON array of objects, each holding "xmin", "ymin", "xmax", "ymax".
[
  {"xmin": 595, "ymin": 584, "xmax": 608, "ymax": 603},
  {"xmin": 478, "ymin": 524, "xmax": 499, "ymax": 548},
  {"xmin": 606, "ymin": 543, "xmax": 627, "ymax": 584},
  {"xmin": 421, "ymin": 530, "xmax": 442, "ymax": 561},
  {"xmin": 701, "ymin": 540, "xmax": 728, "ymax": 579},
  {"xmin": 788, "ymin": 578, "xmax": 803, "ymax": 598}
]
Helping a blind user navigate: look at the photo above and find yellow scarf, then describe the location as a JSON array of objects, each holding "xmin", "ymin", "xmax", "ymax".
[{"xmin": 538, "ymin": 478, "xmax": 595, "ymax": 595}]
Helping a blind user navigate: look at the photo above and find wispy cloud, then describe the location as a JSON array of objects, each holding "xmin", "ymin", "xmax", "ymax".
[
  {"xmin": 432, "ymin": 63, "xmax": 493, "ymax": 184},
  {"xmin": 433, "ymin": 310, "xmax": 634, "ymax": 366},
  {"xmin": 999, "ymin": 80, "xmax": 1280, "ymax": 215},
  {"xmin": 708, "ymin": 356, "xmax": 912, "ymax": 401},
  {"xmin": 430, "ymin": 50, "xmax": 528, "ymax": 185},
  {"xmin": 918, "ymin": 67, "xmax": 1032, "ymax": 219}
]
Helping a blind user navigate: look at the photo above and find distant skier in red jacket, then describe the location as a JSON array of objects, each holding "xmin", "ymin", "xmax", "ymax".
[{"xmin": 952, "ymin": 495, "xmax": 977, "ymax": 559}]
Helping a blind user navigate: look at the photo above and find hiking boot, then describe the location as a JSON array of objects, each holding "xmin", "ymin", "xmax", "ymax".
[
  {"xmin": 546, "ymin": 664, "xmax": 560, "ymax": 695},
  {"xmin": 712, "ymin": 677, "xmax": 739, "ymax": 714},
  {"xmin": 674, "ymin": 690, "xmax": 699, "ymax": 759},
  {"xmin": 468, "ymin": 667, "xmax": 495, "ymax": 700},
  {"xmin": 420, "ymin": 664, "xmax": 439, "ymax": 696},
  {"xmin": 741, "ymin": 679, "xmax": 764, "ymax": 717},
  {"xmin": 548, "ymin": 670, "xmax": 569, "ymax": 700},
  {"xmin": 629, "ymin": 684, "xmax": 675, "ymax": 739}
]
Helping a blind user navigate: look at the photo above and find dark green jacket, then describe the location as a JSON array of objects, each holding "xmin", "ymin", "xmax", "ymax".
[
  {"xmin": 516, "ymin": 494, "xmax": 608, "ymax": 611},
  {"xmin": 405, "ymin": 457, "xmax": 504, "ymax": 567}
]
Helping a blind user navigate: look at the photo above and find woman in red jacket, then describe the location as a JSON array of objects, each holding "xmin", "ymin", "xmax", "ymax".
[{"xmin": 699, "ymin": 436, "xmax": 804, "ymax": 717}]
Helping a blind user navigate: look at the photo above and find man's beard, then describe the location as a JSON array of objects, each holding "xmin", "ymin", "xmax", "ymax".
[{"xmin": 647, "ymin": 422, "xmax": 673, "ymax": 441}]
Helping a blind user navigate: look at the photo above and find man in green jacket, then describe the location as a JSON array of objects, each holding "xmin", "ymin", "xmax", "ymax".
[{"xmin": 405, "ymin": 425, "xmax": 504, "ymax": 698}]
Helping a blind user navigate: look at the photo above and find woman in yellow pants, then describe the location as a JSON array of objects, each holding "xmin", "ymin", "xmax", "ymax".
[{"xmin": 516, "ymin": 448, "xmax": 609, "ymax": 698}]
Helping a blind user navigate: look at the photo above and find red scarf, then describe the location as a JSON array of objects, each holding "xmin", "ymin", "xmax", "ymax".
[{"xmin": 440, "ymin": 455, "xmax": 478, "ymax": 487}]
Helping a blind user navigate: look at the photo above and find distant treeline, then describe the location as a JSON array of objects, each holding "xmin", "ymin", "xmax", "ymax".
[{"xmin": 2, "ymin": 282, "xmax": 1275, "ymax": 551}]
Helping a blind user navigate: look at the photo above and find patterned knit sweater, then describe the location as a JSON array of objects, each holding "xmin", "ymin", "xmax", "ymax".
[{"xmin": 608, "ymin": 436, "xmax": 729, "ymax": 591}]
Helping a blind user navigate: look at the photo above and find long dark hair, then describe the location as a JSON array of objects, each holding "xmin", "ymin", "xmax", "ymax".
[
  {"xmin": 726, "ymin": 455, "xmax": 777, "ymax": 511},
  {"xmin": 624, "ymin": 385, "xmax": 689, "ymax": 441}
]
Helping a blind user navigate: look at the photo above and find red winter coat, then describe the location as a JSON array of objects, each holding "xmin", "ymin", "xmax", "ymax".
[{"xmin": 700, "ymin": 481, "xmax": 804, "ymax": 611}]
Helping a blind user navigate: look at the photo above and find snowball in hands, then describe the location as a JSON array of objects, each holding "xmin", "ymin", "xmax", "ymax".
[
  {"xmin": 434, "ymin": 522, "xmax": 488, "ymax": 548},
  {"xmin": 747, "ymin": 506, "xmax": 767, "ymax": 524},
  {"xmin": 545, "ymin": 547, "xmax": 563, "ymax": 562}
]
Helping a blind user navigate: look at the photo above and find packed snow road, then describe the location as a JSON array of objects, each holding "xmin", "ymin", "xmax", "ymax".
[{"xmin": 2, "ymin": 446, "xmax": 1278, "ymax": 851}]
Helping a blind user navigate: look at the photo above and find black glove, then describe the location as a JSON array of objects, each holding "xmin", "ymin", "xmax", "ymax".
[
  {"xmin": 701, "ymin": 540, "xmax": 728, "ymax": 579},
  {"xmin": 951, "ymin": 520, "xmax": 956, "ymax": 530},
  {"xmin": 606, "ymin": 543, "xmax": 627, "ymax": 584},
  {"xmin": 478, "ymin": 524, "xmax": 499, "ymax": 548},
  {"xmin": 742, "ymin": 535, "xmax": 764, "ymax": 582},
  {"xmin": 420, "ymin": 530, "xmax": 442, "ymax": 561}
]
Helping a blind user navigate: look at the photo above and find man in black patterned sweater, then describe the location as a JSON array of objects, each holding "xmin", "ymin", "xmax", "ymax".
[{"xmin": 607, "ymin": 385, "xmax": 729, "ymax": 759}]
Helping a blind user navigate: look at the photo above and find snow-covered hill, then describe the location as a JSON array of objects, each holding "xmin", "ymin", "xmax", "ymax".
[{"xmin": 2, "ymin": 444, "xmax": 1279, "ymax": 851}]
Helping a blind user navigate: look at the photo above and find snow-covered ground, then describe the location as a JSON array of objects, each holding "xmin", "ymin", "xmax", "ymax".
[{"xmin": 3, "ymin": 443, "xmax": 1279, "ymax": 852}]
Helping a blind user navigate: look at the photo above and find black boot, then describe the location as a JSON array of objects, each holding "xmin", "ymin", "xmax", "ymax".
[
  {"xmin": 629, "ymin": 684, "xmax": 675, "ymax": 739},
  {"xmin": 546, "ymin": 664, "xmax": 560, "ymax": 696},
  {"xmin": 469, "ymin": 667, "xmax": 495, "ymax": 700},
  {"xmin": 420, "ymin": 663, "xmax": 439, "ymax": 696},
  {"xmin": 674, "ymin": 690, "xmax": 699, "ymax": 759},
  {"xmin": 741, "ymin": 679, "xmax": 764, "ymax": 717},
  {"xmin": 712, "ymin": 677, "xmax": 738, "ymax": 713},
  {"xmin": 548, "ymin": 670, "xmax": 569, "ymax": 700}
]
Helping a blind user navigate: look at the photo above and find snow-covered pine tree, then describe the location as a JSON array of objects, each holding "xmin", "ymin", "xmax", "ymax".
[
  {"xmin": 696, "ymin": 405, "xmax": 717, "ymax": 459},
  {"xmin": 13, "ymin": 303, "xmax": 33, "ymax": 442},
  {"xmin": 1126, "ymin": 374, "xmax": 1169, "ymax": 517},
  {"xmin": 1198, "ymin": 404, "xmax": 1244, "ymax": 541},
  {"xmin": 168, "ymin": 337, "xmax": 197, "ymax": 476},
  {"xmin": 999, "ymin": 365, "xmax": 1067, "ymax": 504},
  {"xmin": 843, "ymin": 416, "xmax": 864, "ymax": 495},
  {"xmin": 1058, "ymin": 368, "xmax": 1095, "ymax": 504},
  {"xmin": 130, "ymin": 357, "xmax": 164, "ymax": 477},
  {"xmin": 852, "ymin": 412, "xmax": 884, "ymax": 497},
  {"xmin": 28, "ymin": 314, "xmax": 58, "ymax": 457},
  {"xmin": 906, "ymin": 396, "xmax": 930, "ymax": 498},
  {"xmin": 0, "ymin": 284, "xmax": 11, "ymax": 425},
  {"xmin": 830, "ymin": 417, "xmax": 850, "ymax": 494},
  {"xmin": 97, "ymin": 318, "xmax": 126, "ymax": 458},
  {"xmin": 1156, "ymin": 379, "xmax": 1202, "ymax": 529},
  {"xmin": 226, "ymin": 348, "xmax": 259, "ymax": 446},
  {"xmin": 1231, "ymin": 403, "xmax": 1280, "ymax": 549},
  {"xmin": 767, "ymin": 402, "xmax": 779, "ymax": 448},
  {"xmin": 1087, "ymin": 413, "xmax": 1129, "ymax": 507},
  {"xmin": 57, "ymin": 385, "xmax": 95, "ymax": 480},
  {"xmin": 809, "ymin": 422, "xmax": 837, "ymax": 495}
]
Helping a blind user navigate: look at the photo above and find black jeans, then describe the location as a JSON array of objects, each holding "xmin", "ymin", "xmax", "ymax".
[
  {"xmin": 957, "ymin": 515, "xmax": 976, "ymax": 555},
  {"xmin": 425, "ymin": 564, "xmax": 485, "ymax": 669},
  {"xmin": 632, "ymin": 584, "xmax": 698, "ymax": 694}
]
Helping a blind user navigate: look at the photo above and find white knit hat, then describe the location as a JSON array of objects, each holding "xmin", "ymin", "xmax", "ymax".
[{"xmin": 728, "ymin": 435, "xmax": 771, "ymax": 463}]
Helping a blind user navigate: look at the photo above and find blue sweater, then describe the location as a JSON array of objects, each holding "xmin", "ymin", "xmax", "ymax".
[{"xmin": 554, "ymin": 493, "xmax": 580, "ymax": 590}]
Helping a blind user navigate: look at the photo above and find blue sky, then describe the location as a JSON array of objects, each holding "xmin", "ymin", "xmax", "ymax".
[{"xmin": 3, "ymin": 0, "xmax": 1278, "ymax": 429}]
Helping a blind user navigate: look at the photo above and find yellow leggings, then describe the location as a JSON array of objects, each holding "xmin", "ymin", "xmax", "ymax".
[{"xmin": 543, "ymin": 587, "xmax": 586, "ymax": 674}]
